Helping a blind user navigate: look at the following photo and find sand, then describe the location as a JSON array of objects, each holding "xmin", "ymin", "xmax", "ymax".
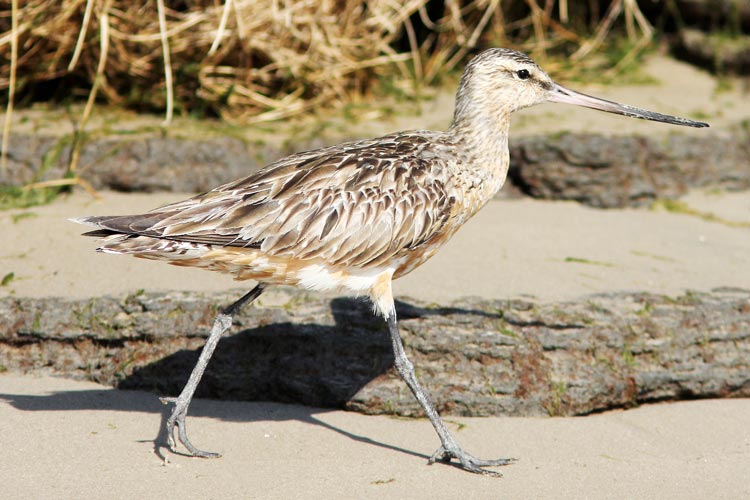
[
  {"xmin": 2, "ymin": 190, "xmax": 750, "ymax": 303},
  {"xmin": 1, "ymin": 54, "xmax": 749, "ymax": 499},
  {"xmin": 1, "ymin": 375, "xmax": 749, "ymax": 500}
]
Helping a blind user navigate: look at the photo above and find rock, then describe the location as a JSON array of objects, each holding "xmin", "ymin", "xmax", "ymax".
[
  {"xmin": 0, "ymin": 135, "xmax": 281, "ymax": 193},
  {"xmin": 508, "ymin": 130, "xmax": 750, "ymax": 207},
  {"xmin": 1, "ymin": 288, "xmax": 748, "ymax": 417},
  {"xmin": 672, "ymin": 29, "xmax": 750, "ymax": 74},
  {"xmin": 2, "ymin": 126, "xmax": 749, "ymax": 208}
]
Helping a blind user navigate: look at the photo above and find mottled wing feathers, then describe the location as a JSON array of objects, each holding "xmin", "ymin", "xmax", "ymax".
[{"xmin": 82, "ymin": 132, "xmax": 459, "ymax": 268}]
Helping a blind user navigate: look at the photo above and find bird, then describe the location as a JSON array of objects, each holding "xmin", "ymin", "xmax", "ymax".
[{"xmin": 72, "ymin": 48, "xmax": 708, "ymax": 475}]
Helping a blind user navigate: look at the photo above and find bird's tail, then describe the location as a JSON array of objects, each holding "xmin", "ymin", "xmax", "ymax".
[{"xmin": 70, "ymin": 216, "xmax": 204, "ymax": 256}]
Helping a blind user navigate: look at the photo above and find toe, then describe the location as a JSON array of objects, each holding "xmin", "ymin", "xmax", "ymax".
[
  {"xmin": 429, "ymin": 445, "xmax": 516, "ymax": 475},
  {"xmin": 469, "ymin": 457, "xmax": 517, "ymax": 467}
]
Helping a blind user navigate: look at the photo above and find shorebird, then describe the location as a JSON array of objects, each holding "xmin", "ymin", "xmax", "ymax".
[{"xmin": 73, "ymin": 48, "xmax": 708, "ymax": 475}]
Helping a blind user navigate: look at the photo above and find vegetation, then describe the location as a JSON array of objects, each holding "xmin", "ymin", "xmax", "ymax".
[
  {"xmin": 0, "ymin": 1, "xmax": 659, "ymax": 126},
  {"xmin": 651, "ymin": 198, "xmax": 750, "ymax": 228}
]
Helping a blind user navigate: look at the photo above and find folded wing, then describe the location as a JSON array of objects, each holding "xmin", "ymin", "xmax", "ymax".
[{"xmin": 78, "ymin": 133, "xmax": 458, "ymax": 269}]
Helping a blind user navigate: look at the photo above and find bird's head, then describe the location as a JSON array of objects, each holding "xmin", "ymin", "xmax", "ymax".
[{"xmin": 453, "ymin": 48, "xmax": 709, "ymax": 129}]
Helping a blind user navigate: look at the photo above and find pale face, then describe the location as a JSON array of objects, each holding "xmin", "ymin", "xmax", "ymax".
[
  {"xmin": 457, "ymin": 49, "xmax": 554, "ymax": 115},
  {"xmin": 460, "ymin": 48, "xmax": 708, "ymax": 128}
]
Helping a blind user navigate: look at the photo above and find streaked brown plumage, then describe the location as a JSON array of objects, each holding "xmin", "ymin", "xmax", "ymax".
[
  {"xmin": 73, "ymin": 48, "xmax": 708, "ymax": 475},
  {"xmin": 79, "ymin": 123, "xmax": 508, "ymax": 298}
]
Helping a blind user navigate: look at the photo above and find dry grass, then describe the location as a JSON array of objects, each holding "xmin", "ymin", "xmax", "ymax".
[{"xmin": 0, "ymin": 0, "xmax": 655, "ymax": 125}]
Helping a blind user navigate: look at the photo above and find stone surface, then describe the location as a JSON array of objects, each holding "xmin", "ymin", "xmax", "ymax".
[
  {"xmin": 508, "ymin": 129, "xmax": 750, "ymax": 207},
  {"xmin": 1, "ymin": 135, "xmax": 272, "ymax": 194},
  {"xmin": 2, "ymin": 126, "xmax": 749, "ymax": 207},
  {"xmin": 672, "ymin": 29, "xmax": 750, "ymax": 74},
  {"xmin": 2, "ymin": 288, "xmax": 748, "ymax": 417}
]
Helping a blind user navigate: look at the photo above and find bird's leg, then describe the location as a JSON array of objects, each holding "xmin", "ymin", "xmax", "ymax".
[
  {"xmin": 384, "ymin": 311, "xmax": 516, "ymax": 476},
  {"xmin": 160, "ymin": 284, "xmax": 265, "ymax": 458}
]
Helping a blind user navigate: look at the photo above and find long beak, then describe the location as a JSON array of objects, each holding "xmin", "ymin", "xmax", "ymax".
[{"xmin": 548, "ymin": 83, "xmax": 709, "ymax": 128}]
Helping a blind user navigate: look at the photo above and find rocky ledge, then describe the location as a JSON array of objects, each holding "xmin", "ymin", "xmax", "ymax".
[
  {"xmin": 3, "ymin": 123, "xmax": 749, "ymax": 208},
  {"xmin": 1, "ymin": 288, "xmax": 748, "ymax": 417}
]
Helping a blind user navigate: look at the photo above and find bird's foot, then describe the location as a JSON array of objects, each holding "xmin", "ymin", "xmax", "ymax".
[
  {"xmin": 428, "ymin": 444, "xmax": 516, "ymax": 476},
  {"xmin": 160, "ymin": 396, "xmax": 221, "ymax": 458}
]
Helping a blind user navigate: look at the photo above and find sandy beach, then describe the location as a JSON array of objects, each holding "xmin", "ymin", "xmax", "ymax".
[{"xmin": 1, "ymin": 374, "xmax": 749, "ymax": 499}]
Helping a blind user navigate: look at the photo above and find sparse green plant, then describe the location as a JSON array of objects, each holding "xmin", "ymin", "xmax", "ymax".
[
  {"xmin": 545, "ymin": 380, "xmax": 568, "ymax": 416},
  {"xmin": 651, "ymin": 199, "xmax": 750, "ymax": 228},
  {"xmin": 10, "ymin": 211, "xmax": 36, "ymax": 223},
  {"xmin": 622, "ymin": 345, "xmax": 637, "ymax": 367},
  {"xmin": 1, "ymin": 271, "xmax": 14, "ymax": 286},
  {"xmin": 636, "ymin": 300, "xmax": 653, "ymax": 317},
  {"xmin": 564, "ymin": 256, "xmax": 616, "ymax": 267},
  {"xmin": 444, "ymin": 419, "xmax": 467, "ymax": 431}
]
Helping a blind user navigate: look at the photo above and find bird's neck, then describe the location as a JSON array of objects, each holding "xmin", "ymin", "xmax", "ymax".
[{"xmin": 446, "ymin": 108, "xmax": 512, "ymax": 197}]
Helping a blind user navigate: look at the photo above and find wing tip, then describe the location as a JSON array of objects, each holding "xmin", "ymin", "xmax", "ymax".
[{"xmin": 69, "ymin": 216, "xmax": 101, "ymax": 227}]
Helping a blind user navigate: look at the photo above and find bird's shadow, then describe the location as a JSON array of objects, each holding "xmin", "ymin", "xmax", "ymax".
[{"xmin": 1, "ymin": 296, "xmax": 499, "ymax": 463}]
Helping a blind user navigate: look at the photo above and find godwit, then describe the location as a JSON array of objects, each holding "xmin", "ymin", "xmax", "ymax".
[{"xmin": 73, "ymin": 48, "xmax": 708, "ymax": 475}]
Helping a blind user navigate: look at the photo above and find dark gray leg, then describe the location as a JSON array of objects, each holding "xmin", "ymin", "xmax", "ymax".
[
  {"xmin": 385, "ymin": 311, "xmax": 515, "ymax": 475},
  {"xmin": 160, "ymin": 284, "xmax": 265, "ymax": 457}
]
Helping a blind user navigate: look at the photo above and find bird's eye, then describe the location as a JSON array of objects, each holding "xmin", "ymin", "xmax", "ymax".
[{"xmin": 516, "ymin": 69, "xmax": 531, "ymax": 80}]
